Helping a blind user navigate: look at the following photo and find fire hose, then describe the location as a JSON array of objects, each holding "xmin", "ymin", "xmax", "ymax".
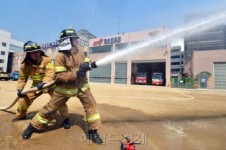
[
  {"xmin": 0, "ymin": 80, "xmax": 55, "ymax": 111},
  {"xmin": 0, "ymin": 61, "xmax": 98, "ymax": 111}
]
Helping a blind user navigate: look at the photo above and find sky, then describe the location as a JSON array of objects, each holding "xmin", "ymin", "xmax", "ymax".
[{"xmin": 0, "ymin": 0, "xmax": 226, "ymax": 44}]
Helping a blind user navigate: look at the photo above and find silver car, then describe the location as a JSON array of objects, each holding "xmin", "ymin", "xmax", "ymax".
[{"xmin": 0, "ymin": 71, "xmax": 11, "ymax": 81}]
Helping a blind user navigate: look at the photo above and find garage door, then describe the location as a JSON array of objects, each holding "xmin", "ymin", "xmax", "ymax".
[
  {"xmin": 115, "ymin": 63, "xmax": 127, "ymax": 84},
  {"xmin": 89, "ymin": 64, "xmax": 111, "ymax": 83},
  {"xmin": 214, "ymin": 62, "xmax": 226, "ymax": 89}
]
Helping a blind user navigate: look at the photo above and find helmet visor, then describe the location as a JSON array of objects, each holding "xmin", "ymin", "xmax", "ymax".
[{"xmin": 58, "ymin": 38, "xmax": 72, "ymax": 51}]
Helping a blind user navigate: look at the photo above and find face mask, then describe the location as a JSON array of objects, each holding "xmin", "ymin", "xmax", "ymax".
[{"xmin": 58, "ymin": 38, "xmax": 72, "ymax": 51}]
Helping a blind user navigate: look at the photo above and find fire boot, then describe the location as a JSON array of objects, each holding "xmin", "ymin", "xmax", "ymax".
[
  {"xmin": 12, "ymin": 116, "xmax": 27, "ymax": 122},
  {"xmin": 22, "ymin": 123, "xmax": 39, "ymax": 139},
  {"xmin": 88, "ymin": 129, "xmax": 103, "ymax": 144},
  {"xmin": 63, "ymin": 118, "xmax": 71, "ymax": 129}
]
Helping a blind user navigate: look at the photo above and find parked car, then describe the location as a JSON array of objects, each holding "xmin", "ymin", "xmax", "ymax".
[
  {"xmin": 0, "ymin": 71, "xmax": 11, "ymax": 81},
  {"xmin": 10, "ymin": 71, "xmax": 19, "ymax": 81}
]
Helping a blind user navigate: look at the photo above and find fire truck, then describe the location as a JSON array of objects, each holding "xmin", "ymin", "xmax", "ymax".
[
  {"xmin": 135, "ymin": 72, "xmax": 147, "ymax": 84},
  {"xmin": 152, "ymin": 72, "xmax": 164, "ymax": 86}
]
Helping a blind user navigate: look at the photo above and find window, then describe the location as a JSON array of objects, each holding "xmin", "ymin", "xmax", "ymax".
[
  {"xmin": 0, "ymin": 67, "xmax": 3, "ymax": 71},
  {"xmin": 171, "ymin": 62, "xmax": 180, "ymax": 65},
  {"xmin": 115, "ymin": 43, "xmax": 129, "ymax": 51},
  {"xmin": 171, "ymin": 68, "xmax": 180, "ymax": 72},
  {"xmin": 0, "ymin": 59, "xmax": 4, "ymax": 63},
  {"xmin": 1, "ymin": 51, "xmax": 5, "ymax": 55},
  {"xmin": 171, "ymin": 55, "xmax": 180, "ymax": 59},
  {"xmin": 89, "ymin": 45, "xmax": 112, "ymax": 54},
  {"xmin": 9, "ymin": 44, "xmax": 23, "ymax": 51},
  {"xmin": 171, "ymin": 49, "xmax": 179, "ymax": 52},
  {"xmin": 2, "ymin": 42, "xmax": 7, "ymax": 47}
]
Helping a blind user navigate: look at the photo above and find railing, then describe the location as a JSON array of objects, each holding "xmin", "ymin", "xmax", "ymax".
[{"xmin": 171, "ymin": 77, "xmax": 195, "ymax": 88}]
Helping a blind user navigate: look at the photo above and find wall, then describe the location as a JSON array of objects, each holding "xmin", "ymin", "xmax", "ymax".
[
  {"xmin": 193, "ymin": 50, "xmax": 226, "ymax": 77},
  {"xmin": 0, "ymin": 29, "xmax": 11, "ymax": 71},
  {"xmin": 184, "ymin": 50, "xmax": 226, "ymax": 89}
]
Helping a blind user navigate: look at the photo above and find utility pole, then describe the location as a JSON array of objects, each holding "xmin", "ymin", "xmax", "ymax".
[{"xmin": 117, "ymin": 13, "xmax": 122, "ymax": 34}]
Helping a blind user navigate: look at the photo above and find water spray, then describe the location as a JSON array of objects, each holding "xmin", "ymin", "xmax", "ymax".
[{"xmin": 94, "ymin": 11, "xmax": 226, "ymax": 67}]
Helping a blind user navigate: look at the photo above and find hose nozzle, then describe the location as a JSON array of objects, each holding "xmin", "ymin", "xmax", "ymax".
[{"xmin": 90, "ymin": 61, "xmax": 98, "ymax": 69}]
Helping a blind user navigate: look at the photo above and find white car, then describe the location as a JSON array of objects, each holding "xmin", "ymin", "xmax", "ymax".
[{"xmin": 0, "ymin": 71, "xmax": 11, "ymax": 81}]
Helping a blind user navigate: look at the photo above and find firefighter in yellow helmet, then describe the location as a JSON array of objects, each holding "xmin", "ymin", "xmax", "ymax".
[
  {"xmin": 13, "ymin": 41, "xmax": 70, "ymax": 129},
  {"xmin": 22, "ymin": 29, "xmax": 103, "ymax": 144}
]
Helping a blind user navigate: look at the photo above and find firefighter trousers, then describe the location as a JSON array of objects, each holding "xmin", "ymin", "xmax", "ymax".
[
  {"xmin": 31, "ymin": 89, "xmax": 102, "ymax": 130},
  {"xmin": 16, "ymin": 89, "xmax": 68, "ymax": 120}
]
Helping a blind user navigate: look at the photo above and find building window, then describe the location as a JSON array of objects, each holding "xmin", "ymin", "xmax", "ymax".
[
  {"xmin": 171, "ymin": 68, "xmax": 180, "ymax": 72},
  {"xmin": 2, "ymin": 42, "xmax": 7, "ymax": 47},
  {"xmin": 0, "ymin": 59, "xmax": 4, "ymax": 63},
  {"xmin": 89, "ymin": 45, "xmax": 112, "ymax": 54},
  {"xmin": 0, "ymin": 67, "xmax": 3, "ymax": 71},
  {"xmin": 171, "ymin": 55, "xmax": 180, "ymax": 59},
  {"xmin": 9, "ymin": 44, "xmax": 23, "ymax": 51},
  {"xmin": 171, "ymin": 62, "xmax": 180, "ymax": 65},
  {"xmin": 115, "ymin": 43, "xmax": 129, "ymax": 51},
  {"xmin": 1, "ymin": 51, "xmax": 5, "ymax": 55},
  {"xmin": 171, "ymin": 49, "xmax": 180, "ymax": 52}
]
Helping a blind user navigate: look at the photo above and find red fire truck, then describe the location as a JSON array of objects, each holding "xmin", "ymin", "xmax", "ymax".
[
  {"xmin": 152, "ymin": 72, "xmax": 164, "ymax": 86},
  {"xmin": 135, "ymin": 72, "xmax": 147, "ymax": 84}
]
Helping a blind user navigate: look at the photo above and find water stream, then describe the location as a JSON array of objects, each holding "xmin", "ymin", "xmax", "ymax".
[{"xmin": 96, "ymin": 11, "xmax": 226, "ymax": 66}]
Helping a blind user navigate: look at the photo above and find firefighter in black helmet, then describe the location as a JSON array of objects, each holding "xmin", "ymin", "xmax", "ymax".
[
  {"xmin": 22, "ymin": 29, "xmax": 103, "ymax": 144},
  {"xmin": 13, "ymin": 41, "xmax": 70, "ymax": 129},
  {"xmin": 60, "ymin": 28, "xmax": 79, "ymax": 40},
  {"xmin": 22, "ymin": 41, "xmax": 47, "ymax": 62}
]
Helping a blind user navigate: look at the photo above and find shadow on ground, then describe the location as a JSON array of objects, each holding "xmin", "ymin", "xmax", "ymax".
[{"xmin": 0, "ymin": 104, "xmax": 226, "ymax": 150}]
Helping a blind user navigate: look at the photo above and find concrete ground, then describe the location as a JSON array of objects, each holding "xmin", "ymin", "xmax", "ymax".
[{"xmin": 0, "ymin": 80, "xmax": 226, "ymax": 150}]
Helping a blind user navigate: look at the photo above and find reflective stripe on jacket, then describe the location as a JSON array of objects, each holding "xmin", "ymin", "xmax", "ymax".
[
  {"xmin": 54, "ymin": 50, "xmax": 91, "ymax": 96},
  {"xmin": 17, "ymin": 56, "xmax": 55, "ymax": 90}
]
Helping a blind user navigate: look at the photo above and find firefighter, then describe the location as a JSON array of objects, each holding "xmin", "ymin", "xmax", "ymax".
[
  {"xmin": 13, "ymin": 41, "xmax": 70, "ymax": 129},
  {"xmin": 22, "ymin": 29, "xmax": 103, "ymax": 144}
]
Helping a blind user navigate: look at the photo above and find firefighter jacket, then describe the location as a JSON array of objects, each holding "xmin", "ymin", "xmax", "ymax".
[
  {"xmin": 17, "ymin": 56, "xmax": 55, "ymax": 90},
  {"xmin": 54, "ymin": 48, "xmax": 91, "ymax": 96}
]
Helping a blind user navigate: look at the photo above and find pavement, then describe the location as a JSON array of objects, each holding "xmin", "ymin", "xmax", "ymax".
[{"xmin": 0, "ymin": 80, "xmax": 226, "ymax": 150}]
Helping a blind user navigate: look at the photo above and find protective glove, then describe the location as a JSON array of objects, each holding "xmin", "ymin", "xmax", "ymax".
[
  {"xmin": 17, "ymin": 90, "xmax": 23, "ymax": 97},
  {"xmin": 76, "ymin": 62, "xmax": 92, "ymax": 78},
  {"xmin": 91, "ymin": 61, "xmax": 98, "ymax": 68},
  {"xmin": 37, "ymin": 82, "xmax": 46, "ymax": 90},
  {"xmin": 79, "ymin": 62, "xmax": 91, "ymax": 72},
  {"xmin": 76, "ymin": 69, "xmax": 86, "ymax": 78}
]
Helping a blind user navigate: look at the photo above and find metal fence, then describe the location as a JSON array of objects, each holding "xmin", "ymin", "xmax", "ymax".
[{"xmin": 171, "ymin": 77, "xmax": 195, "ymax": 89}]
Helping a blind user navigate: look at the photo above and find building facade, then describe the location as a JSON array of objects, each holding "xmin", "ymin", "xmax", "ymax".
[
  {"xmin": 170, "ymin": 39, "xmax": 184, "ymax": 76},
  {"xmin": 0, "ymin": 29, "xmax": 23, "ymax": 72},
  {"xmin": 88, "ymin": 27, "xmax": 171, "ymax": 86},
  {"xmin": 184, "ymin": 25, "xmax": 226, "ymax": 58},
  {"xmin": 184, "ymin": 12, "xmax": 226, "ymax": 89},
  {"xmin": 184, "ymin": 50, "xmax": 226, "ymax": 89}
]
